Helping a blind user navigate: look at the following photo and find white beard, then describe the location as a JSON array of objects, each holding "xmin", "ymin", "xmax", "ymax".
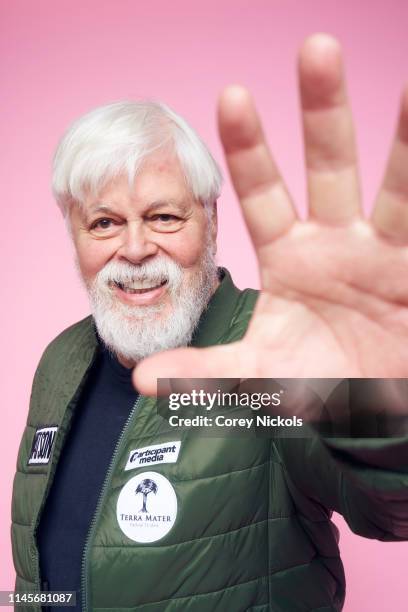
[{"xmin": 84, "ymin": 241, "xmax": 218, "ymax": 364}]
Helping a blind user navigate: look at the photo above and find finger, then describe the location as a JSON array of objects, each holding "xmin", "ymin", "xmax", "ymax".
[
  {"xmin": 371, "ymin": 87, "xmax": 408, "ymax": 242},
  {"xmin": 133, "ymin": 343, "xmax": 245, "ymax": 397},
  {"xmin": 299, "ymin": 34, "xmax": 362, "ymax": 223},
  {"xmin": 218, "ymin": 86, "xmax": 297, "ymax": 248}
]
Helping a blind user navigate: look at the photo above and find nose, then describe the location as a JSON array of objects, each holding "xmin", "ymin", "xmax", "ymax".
[{"xmin": 116, "ymin": 221, "xmax": 159, "ymax": 264}]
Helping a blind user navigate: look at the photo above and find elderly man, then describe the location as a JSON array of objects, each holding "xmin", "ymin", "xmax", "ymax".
[{"xmin": 11, "ymin": 34, "xmax": 408, "ymax": 612}]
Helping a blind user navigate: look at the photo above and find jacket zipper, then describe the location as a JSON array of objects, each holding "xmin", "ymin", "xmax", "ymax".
[{"xmin": 81, "ymin": 394, "xmax": 142, "ymax": 612}]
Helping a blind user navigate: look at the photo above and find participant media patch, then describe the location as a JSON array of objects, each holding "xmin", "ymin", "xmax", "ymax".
[
  {"xmin": 124, "ymin": 440, "xmax": 181, "ymax": 471},
  {"xmin": 28, "ymin": 426, "xmax": 58, "ymax": 465}
]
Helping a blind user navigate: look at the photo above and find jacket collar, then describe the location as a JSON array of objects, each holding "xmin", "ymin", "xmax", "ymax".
[{"xmin": 190, "ymin": 267, "xmax": 242, "ymax": 347}]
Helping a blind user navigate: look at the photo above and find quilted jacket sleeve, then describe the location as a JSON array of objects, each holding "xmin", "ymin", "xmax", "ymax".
[{"xmin": 274, "ymin": 433, "xmax": 408, "ymax": 542}]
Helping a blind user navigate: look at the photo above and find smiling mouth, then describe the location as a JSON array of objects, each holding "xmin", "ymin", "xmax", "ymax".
[{"xmin": 113, "ymin": 279, "xmax": 168, "ymax": 294}]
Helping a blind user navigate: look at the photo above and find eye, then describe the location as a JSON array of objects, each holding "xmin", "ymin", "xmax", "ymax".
[
  {"xmin": 91, "ymin": 218, "xmax": 115, "ymax": 230},
  {"xmin": 89, "ymin": 217, "xmax": 122, "ymax": 238},
  {"xmin": 147, "ymin": 213, "xmax": 184, "ymax": 232},
  {"xmin": 153, "ymin": 214, "xmax": 179, "ymax": 223}
]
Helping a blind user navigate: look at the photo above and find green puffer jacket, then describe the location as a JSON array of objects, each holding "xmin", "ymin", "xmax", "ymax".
[{"xmin": 11, "ymin": 269, "xmax": 408, "ymax": 612}]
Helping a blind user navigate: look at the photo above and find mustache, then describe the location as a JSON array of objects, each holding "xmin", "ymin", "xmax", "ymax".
[{"xmin": 95, "ymin": 257, "xmax": 184, "ymax": 286}]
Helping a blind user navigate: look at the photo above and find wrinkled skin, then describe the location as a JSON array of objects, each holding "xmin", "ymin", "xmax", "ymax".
[{"xmin": 133, "ymin": 34, "xmax": 408, "ymax": 399}]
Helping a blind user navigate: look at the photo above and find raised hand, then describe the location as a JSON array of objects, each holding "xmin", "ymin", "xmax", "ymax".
[{"xmin": 134, "ymin": 34, "xmax": 408, "ymax": 396}]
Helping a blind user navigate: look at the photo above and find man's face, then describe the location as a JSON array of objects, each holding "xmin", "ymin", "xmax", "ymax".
[{"xmin": 68, "ymin": 153, "xmax": 218, "ymax": 365}]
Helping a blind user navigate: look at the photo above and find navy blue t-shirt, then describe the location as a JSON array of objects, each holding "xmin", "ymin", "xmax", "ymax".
[{"xmin": 37, "ymin": 343, "xmax": 138, "ymax": 610}]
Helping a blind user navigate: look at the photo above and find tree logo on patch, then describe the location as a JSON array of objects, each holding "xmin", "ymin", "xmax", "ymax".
[
  {"xmin": 136, "ymin": 478, "xmax": 158, "ymax": 513},
  {"xmin": 116, "ymin": 471, "xmax": 177, "ymax": 543}
]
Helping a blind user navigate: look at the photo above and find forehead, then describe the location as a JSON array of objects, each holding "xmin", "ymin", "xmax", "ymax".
[{"xmin": 83, "ymin": 154, "xmax": 194, "ymax": 212}]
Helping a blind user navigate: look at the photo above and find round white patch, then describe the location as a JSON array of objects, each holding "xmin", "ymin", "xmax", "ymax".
[{"xmin": 116, "ymin": 471, "xmax": 177, "ymax": 543}]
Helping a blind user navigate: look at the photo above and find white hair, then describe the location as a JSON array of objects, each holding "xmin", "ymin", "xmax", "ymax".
[{"xmin": 52, "ymin": 100, "xmax": 223, "ymax": 214}]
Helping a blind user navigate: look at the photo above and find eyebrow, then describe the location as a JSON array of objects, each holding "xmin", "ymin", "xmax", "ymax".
[
  {"xmin": 88, "ymin": 204, "xmax": 115, "ymax": 216},
  {"xmin": 146, "ymin": 200, "xmax": 190, "ymax": 215}
]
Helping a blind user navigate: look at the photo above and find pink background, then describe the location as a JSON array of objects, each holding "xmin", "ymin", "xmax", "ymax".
[{"xmin": 2, "ymin": 0, "xmax": 407, "ymax": 609}]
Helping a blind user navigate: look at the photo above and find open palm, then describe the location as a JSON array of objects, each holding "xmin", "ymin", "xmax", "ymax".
[{"xmin": 134, "ymin": 34, "xmax": 408, "ymax": 395}]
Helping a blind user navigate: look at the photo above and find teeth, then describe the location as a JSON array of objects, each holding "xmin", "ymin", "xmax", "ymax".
[
  {"xmin": 114, "ymin": 279, "xmax": 166, "ymax": 294},
  {"xmin": 123, "ymin": 286, "xmax": 160, "ymax": 294}
]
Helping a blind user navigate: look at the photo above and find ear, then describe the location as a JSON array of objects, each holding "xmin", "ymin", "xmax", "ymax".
[
  {"xmin": 210, "ymin": 200, "xmax": 218, "ymax": 242},
  {"xmin": 64, "ymin": 198, "xmax": 83, "ymax": 242}
]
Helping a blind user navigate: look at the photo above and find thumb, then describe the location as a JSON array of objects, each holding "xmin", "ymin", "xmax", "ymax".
[{"xmin": 132, "ymin": 342, "xmax": 244, "ymax": 397}]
